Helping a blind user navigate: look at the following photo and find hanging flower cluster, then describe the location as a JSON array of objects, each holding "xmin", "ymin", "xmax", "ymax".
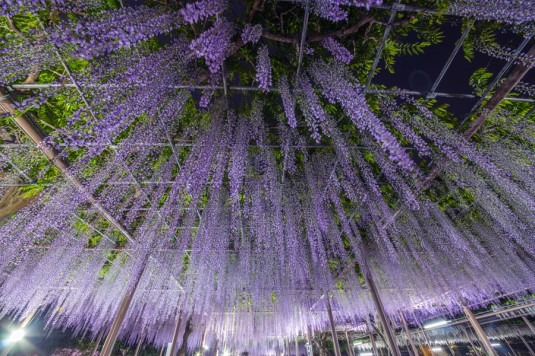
[
  {"xmin": 256, "ymin": 45, "xmax": 272, "ymax": 91},
  {"xmin": 241, "ymin": 24, "xmax": 263, "ymax": 44},
  {"xmin": 189, "ymin": 18, "xmax": 235, "ymax": 73},
  {"xmin": 180, "ymin": 0, "xmax": 227, "ymax": 24},
  {"xmin": 322, "ymin": 37, "xmax": 353, "ymax": 64},
  {"xmin": 51, "ymin": 6, "xmax": 182, "ymax": 59}
]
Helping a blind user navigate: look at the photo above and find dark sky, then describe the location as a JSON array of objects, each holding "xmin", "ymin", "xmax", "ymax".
[{"xmin": 373, "ymin": 17, "xmax": 531, "ymax": 118}]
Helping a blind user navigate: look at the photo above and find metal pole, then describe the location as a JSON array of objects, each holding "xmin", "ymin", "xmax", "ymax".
[
  {"xmin": 370, "ymin": 333, "xmax": 379, "ymax": 356},
  {"xmin": 462, "ymin": 305, "xmax": 498, "ymax": 356},
  {"xmin": 400, "ymin": 312, "xmax": 419, "ymax": 356},
  {"xmin": 346, "ymin": 331, "xmax": 355, "ymax": 356},
  {"xmin": 326, "ymin": 297, "xmax": 342, "ymax": 356},
  {"xmin": 518, "ymin": 334, "xmax": 535, "ymax": 355},
  {"xmin": 295, "ymin": 336, "xmax": 299, "ymax": 356},
  {"xmin": 286, "ymin": 339, "xmax": 291, "ymax": 356},
  {"xmin": 168, "ymin": 315, "xmax": 182, "ymax": 356},
  {"xmin": 504, "ymin": 339, "xmax": 518, "ymax": 356},
  {"xmin": 523, "ymin": 317, "xmax": 535, "ymax": 337},
  {"xmin": 419, "ymin": 326, "xmax": 434, "ymax": 356},
  {"xmin": 90, "ymin": 329, "xmax": 105, "ymax": 356},
  {"xmin": 100, "ymin": 266, "xmax": 146, "ymax": 356},
  {"xmin": 306, "ymin": 327, "xmax": 313, "ymax": 356},
  {"xmin": 460, "ymin": 326, "xmax": 482, "ymax": 356},
  {"xmin": 366, "ymin": 273, "xmax": 401, "ymax": 356},
  {"xmin": 134, "ymin": 335, "xmax": 144, "ymax": 356}
]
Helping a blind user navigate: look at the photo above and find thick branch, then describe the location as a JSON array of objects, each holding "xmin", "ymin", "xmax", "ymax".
[
  {"xmin": 22, "ymin": 69, "xmax": 41, "ymax": 85},
  {"xmin": 177, "ymin": 318, "xmax": 193, "ymax": 356},
  {"xmin": 262, "ymin": 31, "xmax": 299, "ymax": 44},
  {"xmin": 247, "ymin": 0, "xmax": 264, "ymax": 23},
  {"xmin": 307, "ymin": 14, "xmax": 375, "ymax": 42},
  {"xmin": 6, "ymin": 16, "xmax": 29, "ymax": 42},
  {"xmin": 419, "ymin": 43, "xmax": 535, "ymax": 190},
  {"xmin": 261, "ymin": 14, "xmax": 375, "ymax": 44},
  {"xmin": 463, "ymin": 43, "xmax": 535, "ymax": 139}
]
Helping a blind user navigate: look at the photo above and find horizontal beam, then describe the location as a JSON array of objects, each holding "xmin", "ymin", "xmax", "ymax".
[{"xmin": 9, "ymin": 84, "xmax": 534, "ymax": 102}]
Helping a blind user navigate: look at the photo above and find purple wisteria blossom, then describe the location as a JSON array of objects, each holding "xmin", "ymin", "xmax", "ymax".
[
  {"xmin": 190, "ymin": 18, "xmax": 235, "ymax": 73},
  {"xmin": 256, "ymin": 45, "xmax": 272, "ymax": 91},
  {"xmin": 322, "ymin": 38, "xmax": 353, "ymax": 64},
  {"xmin": 179, "ymin": 0, "xmax": 227, "ymax": 24},
  {"xmin": 241, "ymin": 24, "xmax": 263, "ymax": 44}
]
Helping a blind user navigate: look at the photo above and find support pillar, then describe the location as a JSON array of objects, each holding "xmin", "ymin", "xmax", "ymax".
[
  {"xmin": 285, "ymin": 338, "xmax": 290, "ymax": 356},
  {"xmin": 168, "ymin": 314, "xmax": 182, "ymax": 356},
  {"xmin": 419, "ymin": 327, "xmax": 434, "ymax": 356},
  {"xmin": 369, "ymin": 333, "xmax": 378, "ymax": 356},
  {"xmin": 326, "ymin": 297, "xmax": 342, "ymax": 356},
  {"xmin": 100, "ymin": 265, "xmax": 147, "ymax": 356},
  {"xmin": 519, "ymin": 334, "xmax": 535, "ymax": 355},
  {"xmin": 460, "ymin": 326, "xmax": 481, "ymax": 356},
  {"xmin": 462, "ymin": 305, "xmax": 498, "ymax": 356},
  {"xmin": 400, "ymin": 312, "xmax": 419, "ymax": 356},
  {"xmin": 504, "ymin": 339, "xmax": 518, "ymax": 356},
  {"xmin": 134, "ymin": 336, "xmax": 144, "ymax": 356},
  {"xmin": 306, "ymin": 327, "xmax": 313, "ymax": 356},
  {"xmin": 295, "ymin": 336, "xmax": 299, "ymax": 356},
  {"xmin": 100, "ymin": 286, "xmax": 137, "ymax": 356},
  {"xmin": 366, "ymin": 273, "xmax": 401, "ymax": 356},
  {"xmin": 91, "ymin": 329, "xmax": 105, "ymax": 356},
  {"xmin": 523, "ymin": 317, "xmax": 535, "ymax": 337},
  {"xmin": 346, "ymin": 331, "xmax": 355, "ymax": 356}
]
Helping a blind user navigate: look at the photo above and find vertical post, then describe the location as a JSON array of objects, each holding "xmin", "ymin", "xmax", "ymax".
[
  {"xmin": 366, "ymin": 273, "xmax": 401, "ymax": 356},
  {"xmin": 326, "ymin": 297, "xmax": 342, "ymax": 356},
  {"xmin": 100, "ymin": 286, "xmax": 137, "ymax": 356},
  {"xmin": 346, "ymin": 331, "xmax": 355, "ymax": 356},
  {"xmin": 134, "ymin": 335, "xmax": 144, "ymax": 356},
  {"xmin": 285, "ymin": 338, "xmax": 290, "ymax": 356},
  {"xmin": 168, "ymin": 315, "xmax": 182, "ymax": 356},
  {"xmin": 462, "ymin": 305, "xmax": 498, "ymax": 356},
  {"xmin": 523, "ymin": 317, "xmax": 535, "ymax": 336},
  {"xmin": 91, "ymin": 329, "xmax": 105, "ymax": 356},
  {"xmin": 306, "ymin": 327, "xmax": 313, "ymax": 356},
  {"xmin": 418, "ymin": 322, "xmax": 434, "ymax": 356},
  {"xmin": 400, "ymin": 312, "xmax": 419, "ymax": 356},
  {"xmin": 504, "ymin": 339, "xmax": 518, "ymax": 356},
  {"xmin": 101, "ymin": 264, "xmax": 147, "ymax": 356},
  {"xmin": 201, "ymin": 327, "xmax": 207, "ymax": 355},
  {"xmin": 369, "ymin": 333, "xmax": 379, "ymax": 356},
  {"xmin": 295, "ymin": 336, "xmax": 299, "ymax": 356},
  {"xmin": 460, "ymin": 326, "xmax": 481, "ymax": 356},
  {"xmin": 519, "ymin": 334, "xmax": 535, "ymax": 355}
]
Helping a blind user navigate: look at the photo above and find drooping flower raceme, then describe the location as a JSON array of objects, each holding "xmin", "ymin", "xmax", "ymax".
[
  {"xmin": 241, "ymin": 24, "xmax": 263, "ymax": 44},
  {"xmin": 52, "ymin": 6, "xmax": 182, "ymax": 59},
  {"xmin": 256, "ymin": 45, "xmax": 272, "ymax": 92},
  {"xmin": 322, "ymin": 37, "xmax": 353, "ymax": 64},
  {"xmin": 312, "ymin": 0, "xmax": 383, "ymax": 21},
  {"xmin": 279, "ymin": 75, "xmax": 297, "ymax": 128},
  {"xmin": 310, "ymin": 61, "xmax": 416, "ymax": 172},
  {"xmin": 180, "ymin": 0, "xmax": 227, "ymax": 24},
  {"xmin": 190, "ymin": 18, "xmax": 235, "ymax": 74}
]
